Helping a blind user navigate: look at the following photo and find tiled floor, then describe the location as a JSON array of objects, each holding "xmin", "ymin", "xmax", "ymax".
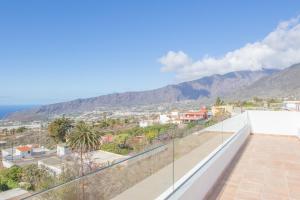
[{"xmin": 206, "ymin": 134, "xmax": 300, "ymax": 200}]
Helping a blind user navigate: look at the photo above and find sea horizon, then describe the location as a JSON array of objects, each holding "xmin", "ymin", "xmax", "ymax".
[{"xmin": 0, "ymin": 105, "xmax": 36, "ymax": 119}]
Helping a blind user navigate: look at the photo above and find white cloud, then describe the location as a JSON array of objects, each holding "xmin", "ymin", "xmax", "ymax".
[
  {"xmin": 159, "ymin": 51, "xmax": 191, "ymax": 72},
  {"xmin": 159, "ymin": 16, "xmax": 300, "ymax": 81}
]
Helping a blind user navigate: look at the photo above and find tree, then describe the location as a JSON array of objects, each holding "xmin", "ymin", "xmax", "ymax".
[
  {"xmin": 2, "ymin": 128, "xmax": 8, "ymax": 135},
  {"xmin": 145, "ymin": 130, "xmax": 158, "ymax": 144},
  {"xmin": 21, "ymin": 164, "xmax": 55, "ymax": 191},
  {"xmin": 9, "ymin": 128, "xmax": 16, "ymax": 135},
  {"xmin": 253, "ymin": 96, "xmax": 263, "ymax": 103},
  {"xmin": 16, "ymin": 127, "xmax": 27, "ymax": 134},
  {"xmin": 67, "ymin": 121, "xmax": 100, "ymax": 176},
  {"xmin": 0, "ymin": 183, "xmax": 9, "ymax": 192},
  {"xmin": 67, "ymin": 121, "xmax": 100, "ymax": 200},
  {"xmin": 0, "ymin": 166, "xmax": 23, "ymax": 191},
  {"xmin": 114, "ymin": 133, "xmax": 130, "ymax": 148},
  {"xmin": 215, "ymin": 97, "xmax": 224, "ymax": 106},
  {"xmin": 48, "ymin": 117, "xmax": 73, "ymax": 143}
]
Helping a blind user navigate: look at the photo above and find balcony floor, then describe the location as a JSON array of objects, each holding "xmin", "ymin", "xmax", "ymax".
[{"xmin": 206, "ymin": 134, "xmax": 300, "ymax": 200}]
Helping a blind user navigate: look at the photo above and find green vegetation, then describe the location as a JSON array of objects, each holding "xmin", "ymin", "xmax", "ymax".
[
  {"xmin": 204, "ymin": 118, "xmax": 218, "ymax": 127},
  {"xmin": 215, "ymin": 97, "xmax": 225, "ymax": 106},
  {"xmin": 114, "ymin": 133, "xmax": 130, "ymax": 147},
  {"xmin": 241, "ymin": 101, "xmax": 256, "ymax": 107},
  {"xmin": 253, "ymin": 96, "xmax": 263, "ymax": 103},
  {"xmin": 16, "ymin": 127, "xmax": 27, "ymax": 134},
  {"xmin": 145, "ymin": 130, "xmax": 159, "ymax": 144},
  {"xmin": 100, "ymin": 143, "xmax": 131, "ymax": 155},
  {"xmin": 95, "ymin": 118, "xmax": 131, "ymax": 129},
  {"xmin": 0, "ymin": 166, "xmax": 21, "ymax": 191},
  {"xmin": 0, "ymin": 165, "xmax": 56, "ymax": 192},
  {"xmin": 187, "ymin": 122, "xmax": 197, "ymax": 129},
  {"xmin": 100, "ymin": 124, "xmax": 174, "ymax": 154},
  {"xmin": 21, "ymin": 164, "xmax": 56, "ymax": 191},
  {"xmin": 48, "ymin": 117, "xmax": 73, "ymax": 143}
]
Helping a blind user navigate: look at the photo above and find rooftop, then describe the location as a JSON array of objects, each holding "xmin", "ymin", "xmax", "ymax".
[
  {"xmin": 89, "ymin": 150, "xmax": 126, "ymax": 165},
  {"xmin": 39, "ymin": 156, "xmax": 64, "ymax": 167},
  {"xmin": 16, "ymin": 146, "xmax": 32, "ymax": 152},
  {"xmin": 206, "ymin": 134, "xmax": 300, "ymax": 200}
]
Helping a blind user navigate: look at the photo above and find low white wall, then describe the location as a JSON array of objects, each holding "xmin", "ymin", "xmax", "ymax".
[
  {"xmin": 203, "ymin": 112, "xmax": 248, "ymax": 133},
  {"xmin": 2, "ymin": 160, "xmax": 15, "ymax": 168},
  {"xmin": 247, "ymin": 110, "xmax": 300, "ymax": 136},
  {"xmin": 157, "ymin": 123, "xmax": 250, "ymax": 200}
]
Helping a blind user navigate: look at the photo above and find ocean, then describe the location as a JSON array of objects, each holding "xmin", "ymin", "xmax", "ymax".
[{"xmin": 0, "ymin": 105, "xmax": 35, "ymax": 119}]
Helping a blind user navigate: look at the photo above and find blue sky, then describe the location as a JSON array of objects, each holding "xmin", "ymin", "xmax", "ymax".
[{"xmin": 1, "ymin": 0, "xmax": 300, "ymax": 105}]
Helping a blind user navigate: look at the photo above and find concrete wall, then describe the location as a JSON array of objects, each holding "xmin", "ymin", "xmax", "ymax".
[
  {"xmin": 2, "ymin": 160, "xmax": 15, "ymax": 168},
  {"xmin": 247, "ymin": 110, "xmax": 300, "ymax": 136}
]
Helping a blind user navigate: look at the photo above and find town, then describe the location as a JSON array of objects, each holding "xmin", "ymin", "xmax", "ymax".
[{"xmin": 0, "ymin": 97, "xmax": 299, "ymax": 198}]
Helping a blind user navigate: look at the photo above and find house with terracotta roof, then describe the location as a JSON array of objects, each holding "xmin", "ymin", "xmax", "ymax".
[
  {"xmin": 1, "ymin": 144, "xmax": 51, "ymax": 168},
  {"xmin": 180, "ymin": 107, "xmax": 208, "ymax": 123},
  {"xmin": 16, "ymin": 146, "xmax": 32, "ymax": 158}
]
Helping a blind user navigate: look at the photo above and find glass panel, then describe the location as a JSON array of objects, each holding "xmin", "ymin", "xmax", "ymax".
[
  {"xmin": 13, "ymin": 111, "xmax": 250, "ymax": 200},
  {"xmin": 26, "ymin": 141, "xmax": 174, "ymax": 200}
]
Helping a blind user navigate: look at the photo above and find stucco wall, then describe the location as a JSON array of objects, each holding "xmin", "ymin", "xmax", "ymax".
[{"xmin": 247, "ymin": 110, "xmax": 300, "ymax": 136}]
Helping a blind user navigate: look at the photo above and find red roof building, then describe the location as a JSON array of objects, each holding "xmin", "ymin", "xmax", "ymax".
[
  {"xmin": 181, "ymin": 107, "xmax": 208, "ymax": 123},
  {"xmin": 16, "ymin": 146, "xmax": 32, "ymax": 152}
]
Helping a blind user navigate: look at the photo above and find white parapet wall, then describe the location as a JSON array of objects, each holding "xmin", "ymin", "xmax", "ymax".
[{"xmin": 247, "ymin": 110, "xmax": 300, "ymax": 136}]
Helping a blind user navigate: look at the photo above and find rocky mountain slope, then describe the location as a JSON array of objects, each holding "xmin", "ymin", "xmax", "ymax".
[
  {"xmin": 6, "ymin": 69, "xmax": 279, "ymax": 121},
  {"xmin": 229, "ymin": 63, "xmax": 300, "ymax": 100}
]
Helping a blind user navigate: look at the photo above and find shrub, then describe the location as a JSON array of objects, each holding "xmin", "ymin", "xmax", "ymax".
[
  {"xmin": 101, "ymin": 143, "xmax": 131, "ymax": 155},
  {"xmin": 0, "ymin": 182, "xmax": 9, "ymax": 192}
]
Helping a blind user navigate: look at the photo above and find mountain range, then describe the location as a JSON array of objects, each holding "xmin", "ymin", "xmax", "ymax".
[{"xmin": 6, "ymin": 63, "xmax": 300, "ymax": 121}]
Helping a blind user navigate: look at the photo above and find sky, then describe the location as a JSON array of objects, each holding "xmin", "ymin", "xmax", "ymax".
[{"xmin": 1, "ymin": 0, "xmax": 300, "ymax": 105}]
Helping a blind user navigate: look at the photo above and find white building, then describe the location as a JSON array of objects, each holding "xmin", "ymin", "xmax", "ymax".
[
  {"xmin": 57, "ymin": 144, "xmax": 70, "ymax": 157},
  {"xmin": 15, "ymin": 146, "xmax": 32, "ymax": 158},
  {"xmin": 38, "ymin": 157, "xmax": 68, "ymax": 176},
  {"xmin": 39, "ymin": 150, "xmax": 127, "ymax": 176},
  {"xmin": 139, "ymin": 120, "xmax": 156, "ymax": 128},
  {"xmin": 159, "ymin": 114, "xmax": 171, "ymax": 124},
  {"xmin": 1, "ymin": 145, "xmax": 50, "ymax": 168},
  {"xmin": 283, "ymin": 100, "xmax": 300, "ymax": 111}
]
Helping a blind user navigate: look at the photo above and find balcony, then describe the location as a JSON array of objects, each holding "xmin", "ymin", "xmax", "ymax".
[
  {"xmin": 21, "ymin": 110, "xmax": 300, "ymax": 200},
  {"xmin": 206, "ymin": 134, "xmax": 300, "ymax": 199}
]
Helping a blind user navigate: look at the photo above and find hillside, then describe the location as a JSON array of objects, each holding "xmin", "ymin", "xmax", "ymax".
[
  {"xmin": 229, "ymin": 63, "xmax": 300, "ymax": 100},
  {"xmin": 6, "ymin": 69, "xmax": 278, "ymax": 121}
]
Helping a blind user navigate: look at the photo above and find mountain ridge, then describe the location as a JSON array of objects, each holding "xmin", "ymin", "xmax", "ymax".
[
  {"xmin": 6, "ymin": 68, "xmax": 280, "ymax": 121},
  {"xmin": 228, "ymin": 63, "xmax": 300, "ymax": 100}
]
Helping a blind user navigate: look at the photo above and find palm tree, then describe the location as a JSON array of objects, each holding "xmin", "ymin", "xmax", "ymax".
[
  {"xmin": 67, "ymin": 121, "xmax": 100, "ymax": 200},
  {"xmin": 48, "ymin": 116, "xmax": 73, "ymax": 143},
  {"xmin": 67, "ymin": 121, "xmax": 100, "ymax": 176}
]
